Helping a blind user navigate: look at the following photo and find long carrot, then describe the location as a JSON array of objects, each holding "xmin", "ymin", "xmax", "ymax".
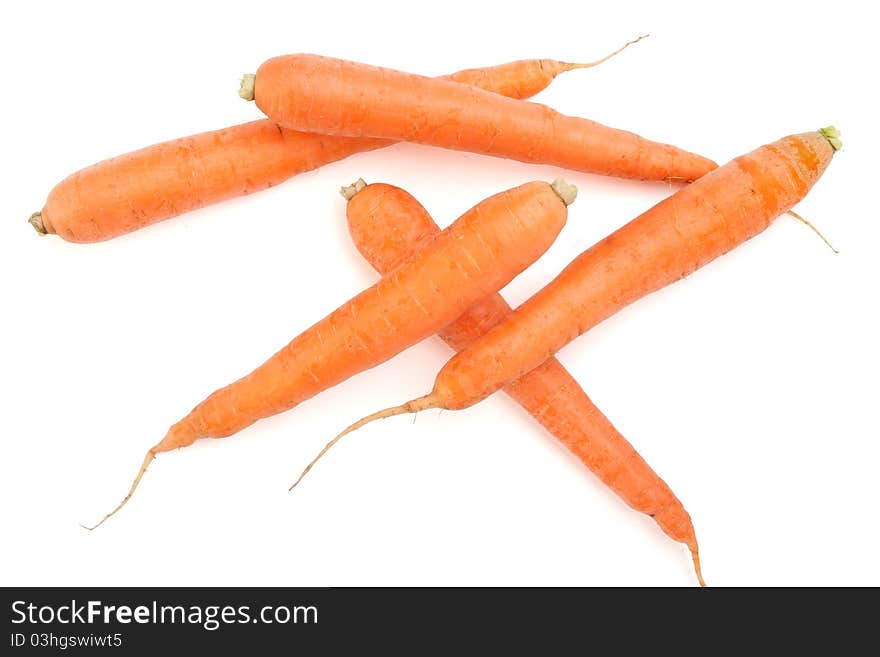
[
  {"xmin": 342, "ymin": 178, "xmax": 704, "ymax": 585},
  {"xmin": 31, "ymin": 40, "xmax": 641, "ymax": 243},
  {"xmin": 245, "ymin": 54, "xmax": 717, "ymax": 183},
  {"xmin": 85, "ymin": 178, "xmax": 577, "ymax": 528},
  {"xmin": 296, "ymin": 128, "xmax": 841, "ymax": 559}
]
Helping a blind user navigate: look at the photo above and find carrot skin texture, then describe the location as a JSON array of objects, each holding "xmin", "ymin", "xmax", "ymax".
[
  {"xmin": 39, "ymin": 59, "xmax": 579, "ymax": 243},
  {"xmin": 158, "ymin": 181, "xmax": 570, "ymax": 451},
  {"xmin": 346, "ymin": 184, "xmax": 698, "ymax": 550},
  {"xmin": 449, "ymin": 59, "xmax": 585, "ymax": 101},
  {"xmin": 312, "ymin": 130, "xmax": 835, "ymax": 577},
  {"xmin": 431, "ymin": 131, "xmax": 836, "ymax": 408},
  {"xmin": 253, "ymin": 54, "xmax": 718, "ymax": 182},
  {"xmin": 41, "ymin": 124, "xmax": 387, "ymax": 242}
]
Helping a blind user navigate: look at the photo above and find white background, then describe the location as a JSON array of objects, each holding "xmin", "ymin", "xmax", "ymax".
[{"xmin": 1, "ymin": 0, "xmax": 877, "ymax": 587}]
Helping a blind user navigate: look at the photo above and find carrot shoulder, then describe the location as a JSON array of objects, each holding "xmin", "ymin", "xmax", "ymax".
[
  {"xmin": 248, "ymin": 54, "xmax": 717, "ymax": 182},
  {"xmin": 87, "ymin": 178, "xmax": 576, "ymax": 528},
  {"xmin": 33, "ymin": 54, "xmax": 608, "ymax": 243},
  {"xmin": 344, "ymin": 180, "xmax": 703, "ymax": 584}
]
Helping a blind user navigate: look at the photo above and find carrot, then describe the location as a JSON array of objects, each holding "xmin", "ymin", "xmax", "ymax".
[
  {"xmin": 341, "ymin": 179, "xmax": 704, "ymax": 585},
  {"xmin": 296, "ymin": 128, "xmax": 841, "ymax": 577},
  {"xmin": 85, "ymin": 177, "xmax": 577, "ymax": 529},
  {"xmin": 245, "ymin": 54, "xmax": 717, "ymax": 183},
  {"xmin": 31, "ymin": 40, "xmax": 640, "ymax": 243},
  {"xmin": 429, "ymin": 34, "xmax": 647, "ymax": 101}
]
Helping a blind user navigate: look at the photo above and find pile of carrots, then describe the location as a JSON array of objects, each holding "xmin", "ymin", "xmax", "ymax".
[{"xmin": 32, "ymin": 38, "xmax": 839, "ymax": 586}]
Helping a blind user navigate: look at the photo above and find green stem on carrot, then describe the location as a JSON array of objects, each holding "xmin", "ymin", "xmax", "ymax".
[{"xmin": 819, "ymin": 126, "xmax": 842, "ymax": 151}]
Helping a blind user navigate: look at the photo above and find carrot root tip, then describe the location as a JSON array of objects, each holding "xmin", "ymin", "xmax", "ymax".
[
  {"xmin": 550, "ymin": 178, "xmax": 577, "ymax": 206},
  {"xmin": 81, "ymin": 447, "xmax": 158, "ymax": 531},
  {"xmin": 819, "ymin": 126, "xmax": 842, "ymax": 151},
  {"xmin": 28, "ymin": 212, "xmax": 47, "ymax": 236},
  {"xmin": 340, "ymin": 178, "xmax": 367, "ymax": 201},
  {"xmin": 690, "ymin": 545, "xmax": 707, "ymax": 587},
  {"xmin": 290, "ymin": 393, "xmax": 437, "ymax": 491},
  {"xmin": 786, "ymin": 210, "xmax": 839, "ymax": 254},
  {"xmin": 239, "ymin": 73, "xmax": 256, "ymax": 101},
  {"xmin": 565, "ymin": 33, "xmax": 650, "ymax": 71}
]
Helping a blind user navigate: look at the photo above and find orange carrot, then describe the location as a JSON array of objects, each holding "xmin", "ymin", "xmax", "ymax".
[
  {"xmin": 427, "ymin": 35, "xmax": 648, "ymax": 101},
  {"xmin": 86, "ymin": 178, "xmax": 577, "ymax": 528},
  {"xmin": 246, "ymin": 54, "xmax": 717, "ymax": 182},
  {"xmin": 296, "ymin": 129, "xmax": 841, "ymax": 576},
  {"xmin": 342, "ymin": 179, "xmax": 704, "ymax": 585},
  {"xmin": 31, "ymin": 43, "xmax": 636, "ymax": 243}
]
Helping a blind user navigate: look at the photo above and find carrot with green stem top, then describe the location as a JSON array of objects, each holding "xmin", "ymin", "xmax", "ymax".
[
  {"xmin": 244, "ymin": 52, "xmax": 717, "ymax": 182},
  {"xmin": 32, "ymin": 38, "xmax": 643, "ymax": 243},
  {"xmin": 85, "ymin": 177, "xmax": 577, "ymax": 529},
  {"xmin": 295, "ymin": 129, "xmax": 841, "ymax": 568},
  {"xmin": 342, "ymin": 178, "xmax": 704, "ymax": 585}
]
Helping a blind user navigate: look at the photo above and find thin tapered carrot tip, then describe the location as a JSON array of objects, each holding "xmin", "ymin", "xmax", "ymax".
[
  {"xmin": 80, "ymin": 447, "xmax": 157, "ymax": 531},
  {"xmin": 691, "ymin": 544, "xmax": 707, "ymax": 587},
  {"xmin": 340, "ymin": 178, "xmax": 368, "ymax": 201},
  {"xmin": 29, "ymin": 212, "xmax": 47, "ymax": 236},
  {"xmin": 289, "ymin": 394, "xmax": 437, "ymax": 491},
  {"xmin": 239, "ymin": 73, "xmax": 256, "ymax": 101},
  {"xmin": 787, "ymin": 210, "xmax": 839, "ymax": 254},
  {"xmin": 561, "ymin": 33, "xmax": 650, "ymax": 72}
]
